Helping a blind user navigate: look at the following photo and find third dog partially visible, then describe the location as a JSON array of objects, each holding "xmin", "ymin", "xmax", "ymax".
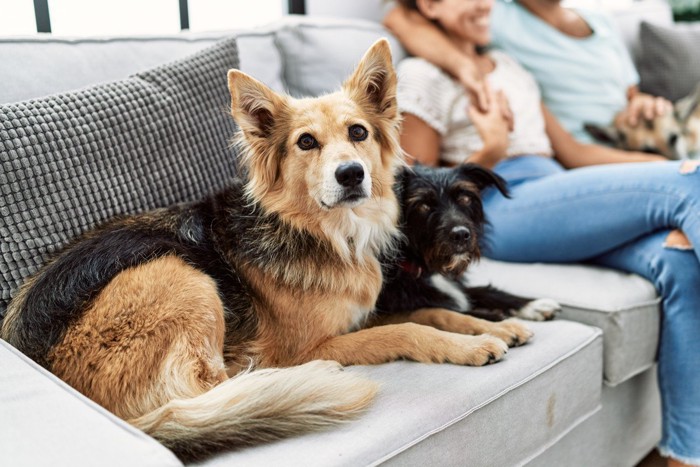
[
  {"xmin": 585, "ymin": 83, "xmax": 700, "ymax": 160},
  {"xmin": 375, "ymin": 164, "xmax": 560, "ymax": 347}
]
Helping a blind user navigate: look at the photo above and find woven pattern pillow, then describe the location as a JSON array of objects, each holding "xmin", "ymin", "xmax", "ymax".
[
  {"xmin": 0, "ymin": 37, "xmax": 240, "ymax": 316},
  {"xmin": 638, "ymin": 21, "xmax": 700, "ymax": 102}
]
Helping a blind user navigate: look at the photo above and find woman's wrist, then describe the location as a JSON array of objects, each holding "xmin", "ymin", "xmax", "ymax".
[{"xmin": 455, "ymin": 57, "xmax": 478, "ymax": 83}]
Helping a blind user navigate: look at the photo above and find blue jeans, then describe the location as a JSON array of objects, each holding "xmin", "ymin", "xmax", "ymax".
[{"xmin": 482, "ymin": 156, "xmax": 700, "ymax": 464}]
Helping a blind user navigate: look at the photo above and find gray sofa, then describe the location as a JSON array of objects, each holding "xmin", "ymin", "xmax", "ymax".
[{"xmin": 0, "ymin": 4, "xmax": 678, "ymax": 466}]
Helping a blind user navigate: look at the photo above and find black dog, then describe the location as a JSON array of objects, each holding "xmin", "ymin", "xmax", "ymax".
[{"xmin": 377, "ymin": 163, "xmax": 560, "ymax": 324}]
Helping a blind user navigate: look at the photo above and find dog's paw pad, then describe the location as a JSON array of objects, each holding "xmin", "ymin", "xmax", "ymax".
[
  {"xmin": 516, "ymin": 298, "xmax": 561, "ymax": 321},
  {"xmin": 492, "ymin": 318, "xmax": 533, "ymax": 346}
]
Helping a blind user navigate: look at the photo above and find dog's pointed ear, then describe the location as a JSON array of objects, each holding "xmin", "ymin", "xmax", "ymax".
[
  {"xmin": 228, "ymin": 69, "xmax": 288, "ymax": 139},
  {"xmin": 584, "ymin": 123, "xmax": 620, "ymax": 145},
  {"xmin": 228, "ymin": 70, "xmax": 289, "ymax": 199},
  {"xmin": 395, "ymin": 164, "xmax": 415, "ymax": 182},
  {"xmin": 458, "ymin": 163, "xmax": 509, "ymax": 197},
  {"xmin": 343, "ymin": 39, "xmax": 397, "ymax": 121},
  {"xmin": 675, "ymin": 84, "xmax": 700, "ymax": 123}
]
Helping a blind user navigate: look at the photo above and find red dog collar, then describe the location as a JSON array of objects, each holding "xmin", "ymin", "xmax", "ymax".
[{"xmin": 399, "ymin": 260, "xmax": 423, "ymax": 278}]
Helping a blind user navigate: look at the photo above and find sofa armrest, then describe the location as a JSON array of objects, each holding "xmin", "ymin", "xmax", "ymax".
[{"xmin": 0, "ymin": 339, "xmax": 181, "ymax": 467}]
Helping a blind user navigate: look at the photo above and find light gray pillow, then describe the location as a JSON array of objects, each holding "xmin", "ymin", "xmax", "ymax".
[
  {"xmin": 275, "ymin": 17, "xmax": 406, "ymax": 97},
  {"xmin": 0, "ymin": 30, "xmax": 286, "ymax": 105},
  {"xmin": 638, "ymin": 21, "xmax": 700, "ymax": 102},
  {"xmin": 0, "ymin": 37, "xmax": 240, "ymax": 316}
]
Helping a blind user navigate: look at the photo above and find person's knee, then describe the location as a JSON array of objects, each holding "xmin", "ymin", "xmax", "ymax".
[
  {"xmin": 651, "ymin": 245, "xmax": 700, "ymax": 300},
  {"xmin": 675, "ymin": 161, "xmax": 700, "ymax": 204}
]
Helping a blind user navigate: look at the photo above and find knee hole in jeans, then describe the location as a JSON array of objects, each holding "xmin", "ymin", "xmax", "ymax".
[
  {"xmin": 663, "ymin": 230, "xmax": 693, "ymax": 251},
  {"xmin": 679, "ymin": 160, "xmax": 700, "ymax": 175}
]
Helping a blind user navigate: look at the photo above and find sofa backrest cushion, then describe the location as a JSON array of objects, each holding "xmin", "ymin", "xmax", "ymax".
[
  {"xmin": 638, "ymin": 21, "xmax": 700, "ymax": 102},
  {"xmin": 0, "ymin": 31, "xmax": 283, "ymax": 105},
  {"xmin": 275, "ymin": 16, "xmax": 406, "ymax": 97},
  {"xmin": 610, "ymin": 0, "xmax": 672, "ymax": 66},
  {"xmin": 0, "ymin": 37, "xmax": 240, "ymax": 316},
  {"xmin": 237, "ymin": 31, "xmax": 286, "ymax": 92}
]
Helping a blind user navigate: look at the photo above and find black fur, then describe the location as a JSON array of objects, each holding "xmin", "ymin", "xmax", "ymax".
[{"xmin": 377, "ymin": 163, "xmax": 536, "ymax": 321}]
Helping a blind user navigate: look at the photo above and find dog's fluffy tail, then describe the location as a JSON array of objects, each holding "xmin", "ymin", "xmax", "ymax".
[{"xmin": 130, "ymin": 360, "xmax": 377, "ymax": 462}]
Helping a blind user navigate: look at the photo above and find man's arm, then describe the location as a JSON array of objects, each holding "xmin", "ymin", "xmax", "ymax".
[
  {"xmin": 383, "ymin": 5, "xmax": 488, "ymax": 110},
  {"xmin": 624, "ymin": 85, "xmax": 673, "ymax": 127}
]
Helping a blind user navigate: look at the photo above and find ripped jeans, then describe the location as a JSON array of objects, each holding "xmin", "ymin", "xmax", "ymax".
[{"xmin": 482, "ymin": 156, "xmax": 700, "ymax": 465}]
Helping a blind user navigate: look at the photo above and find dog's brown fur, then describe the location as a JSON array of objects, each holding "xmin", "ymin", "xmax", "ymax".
[
  {"xmin": 1, "ymin": 40, "xmax": 509, "ymax": 462},
  {"xmin": 49, "ymin": 255, "xmax": 229, "ymax": 421}
]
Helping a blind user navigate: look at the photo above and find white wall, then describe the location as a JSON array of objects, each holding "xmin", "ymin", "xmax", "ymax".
[
  {"xmin": 306, "ymin": 0, "xmax": 391, "ymax": 22},
  {"xmin": 305, "ymin": 0, "xmax": 651, "ymax": 23}
]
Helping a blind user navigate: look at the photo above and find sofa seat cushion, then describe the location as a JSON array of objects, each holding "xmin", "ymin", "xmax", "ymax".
[
  {"xmin": 0, "ymin": 37, "xmax": 240, "ymax": 315},
  {"xmin": 0, "ymin": 340, "xmax": 182, "ymax": 467},
  {"xmin": 198, "ymin": 320, "xmax": 602, "ymax": 467},
  {"xmin": 467, "ymin": 259, "xmax": 660, "ymax": 386}
]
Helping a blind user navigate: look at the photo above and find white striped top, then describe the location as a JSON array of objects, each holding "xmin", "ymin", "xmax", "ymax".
[{"xmin": 397, "ymin": 51, "xmax": 553, "ymax": 165}]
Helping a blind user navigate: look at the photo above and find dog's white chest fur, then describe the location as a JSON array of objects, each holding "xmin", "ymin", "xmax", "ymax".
[
  {"xmin": 347, "ymin": 305, "xmax": 371, "ymax": 332},
  {"xmin": 430, "ymin": 274, "xmax": 470, "ymax": 312},
  {"xmin": 323, "ymin": 196, "xmax": 399, "ymax": 261}
]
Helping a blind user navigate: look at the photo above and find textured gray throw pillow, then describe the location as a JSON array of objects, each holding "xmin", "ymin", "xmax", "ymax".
[
  {"xmin": 638, "ymin": 21, "xmax": 700, "ymax": 102},
  {"xmin": 0, "ymin": 37, "xmax": 240, "ymax": 316}
]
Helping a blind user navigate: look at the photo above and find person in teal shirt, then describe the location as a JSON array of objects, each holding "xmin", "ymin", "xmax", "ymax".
[{"xmin": 490, "ymin": 0, "xmax": 638, "ymax": 142}]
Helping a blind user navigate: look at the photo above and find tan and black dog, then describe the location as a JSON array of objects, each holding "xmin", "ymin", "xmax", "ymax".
[{"xmin": 0, "ymin": 40, "xmax": 523, "ymax": 462}]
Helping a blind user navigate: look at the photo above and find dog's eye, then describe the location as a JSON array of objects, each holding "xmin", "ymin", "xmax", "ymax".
[
  {"xmin": 349, "ymin": 124, "xmax": 368, "ymax": 142},
  {"xmin": 417, "ymin": 203, "xmax": 431, "ymax": 214},
  {"xmin": 456, "ymin": 193, "xmax": 472, "ymax": 206},
  {"xmin": 297, "ymin": 133, "xmax": 318, "ymax": 151}
]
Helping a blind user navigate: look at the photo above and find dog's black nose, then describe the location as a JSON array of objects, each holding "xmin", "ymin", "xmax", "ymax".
[
  {"xmin": 450, "ymin": 226, "xmax": 471, "ymax": 244},
  {"xmin": 669, "ymin": 133, "xmax": 679, "ymax": 147},
  {"xmin": 335, "ymin": 162, "xmax": 365, "ymax": 188}
]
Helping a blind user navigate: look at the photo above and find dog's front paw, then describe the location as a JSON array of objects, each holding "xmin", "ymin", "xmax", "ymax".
[
  {"xmin": 444, "ymin": 334, "xmax": 509, "ymax": 366},
  {"xmin": 484, "ymin": 318, "xmax": 533, "ymax": 347},
  {"xmin": 515, "ymin": 298, "xmax": 560, "ymax": 321}
]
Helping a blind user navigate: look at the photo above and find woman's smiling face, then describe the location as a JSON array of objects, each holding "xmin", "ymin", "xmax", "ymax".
[{"xmin": 417, "ymin": 0, "xmax": 494, "ymax": 47}]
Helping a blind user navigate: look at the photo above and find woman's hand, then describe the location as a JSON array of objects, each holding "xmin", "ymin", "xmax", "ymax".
[
  {"xmin": 456, "ymin": 60, "xmax": 514, "ymax": 127},
  {"xmin": 468, "ymin": 86, "xmax": 511, "ymax": 168}
]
